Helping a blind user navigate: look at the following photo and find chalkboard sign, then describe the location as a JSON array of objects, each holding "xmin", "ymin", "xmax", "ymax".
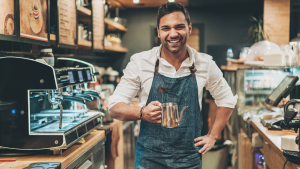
[
  {"xmin": 19, "ymin": 0, "xmax": 50, "ymax": 46},
  {"xmin": 92, "ymin": 0, "xmax": 104, "ymax": 52},
  {"xmin": 56, "ymin": 0, "xmax": 78, "ymax": 49}
]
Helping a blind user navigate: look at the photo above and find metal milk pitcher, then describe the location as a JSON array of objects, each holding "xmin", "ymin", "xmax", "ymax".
[{"xmin": 161, "ymin": 102, "xmax": 188, "ymax": 128}]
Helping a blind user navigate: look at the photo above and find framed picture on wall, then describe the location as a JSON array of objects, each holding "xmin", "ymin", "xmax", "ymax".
[
  {"xmin": 0, "ymin": 0, "xmax": 19, "ymax": 41},
  {"xmin": 56, "ymin": 0, "xmax": 78, "ymax": 49},
  {"xmin": 19, "ymin": 0, "xmax": 50, "ymax": 46},
  {"xmin": 92, "ymin": 0, "xmax": 105, "ymax": 52}
]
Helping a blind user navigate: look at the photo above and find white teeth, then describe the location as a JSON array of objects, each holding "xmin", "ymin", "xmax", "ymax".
[{"xmin": 169, "ymin": 40, "xmax": 179, "ymax": 43}]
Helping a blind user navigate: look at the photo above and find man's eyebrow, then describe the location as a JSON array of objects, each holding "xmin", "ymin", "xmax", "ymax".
[
  {"xmin": 160, "ymin": 25, "xmax": 170, "ymax": 28},
  {"xmin": 160, "ymin": 23, "xmax": 186, "ymax": 28},
  {"xmin": 176, "ymin": 24, "xmax": 186, "ymax": 27}
]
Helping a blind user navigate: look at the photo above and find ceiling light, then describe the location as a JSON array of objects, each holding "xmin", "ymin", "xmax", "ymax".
[
  {"xmin": 168, "ymin": 0, "xmax": 175, "ymax": 2},
  {"xmin": 133, "ymin": 0, "xmax": 139, "ymax": 3}
]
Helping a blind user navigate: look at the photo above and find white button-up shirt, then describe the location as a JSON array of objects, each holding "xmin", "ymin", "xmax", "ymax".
[{"xmin": 108, "ymin": 45, "xmax": 237, "ymax": 110}]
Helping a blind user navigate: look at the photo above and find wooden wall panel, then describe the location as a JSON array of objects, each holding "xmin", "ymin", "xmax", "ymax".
[
  {"xmin": 187, "ymin": 27, "xmax": 199, "ymax": 52},
  {"xmin": 263, "ymin": 0, "xmax": 290, "ymax": 46}
]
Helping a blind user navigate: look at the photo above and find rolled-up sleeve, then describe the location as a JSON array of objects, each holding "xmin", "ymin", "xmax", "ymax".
[
  {"xmin": 205, "ymin": 60, "xmax": 238, "ymax": 108},
  {"xmin": 108, "ymin": 54, "xmax": 140, "ymax": 110}
]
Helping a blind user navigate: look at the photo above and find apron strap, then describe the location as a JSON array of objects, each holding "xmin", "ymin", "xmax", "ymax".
[
  {"xmin": 189, "ymin": 63, "xmax": 197, "ymax": 77},
  {"xmin": 154, "ymin": 59, "xmax": 197, "ymax": 77},
  {"xmin": 154, "ymin": 59, "xmax": 159, "ymax": 76}
]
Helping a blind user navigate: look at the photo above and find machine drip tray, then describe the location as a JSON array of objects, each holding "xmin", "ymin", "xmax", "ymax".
[{"xmin": 0, "ymin": 149, "xmax": 51, "ymax": 157}]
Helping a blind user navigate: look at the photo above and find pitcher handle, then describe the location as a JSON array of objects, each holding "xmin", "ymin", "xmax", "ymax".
[{"xmin": 179, "ymin": 106, "xmax": 188, "ymax": 122}]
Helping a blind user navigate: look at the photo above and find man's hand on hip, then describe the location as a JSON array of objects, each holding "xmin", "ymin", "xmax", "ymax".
[
  {"xmin": 142, "ymin": 101, "xmax": 162, "ymax": 124},
  {"xmin": 194, "ymin": 134, "xmax": 218, "ymax": 155}
]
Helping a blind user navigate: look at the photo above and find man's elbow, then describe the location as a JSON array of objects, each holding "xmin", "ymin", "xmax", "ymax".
[
  {"xmin": 109, "ymin": 108, "xmax": 117, "ymax": 119},
  {"xmin": 109, "ymin": 104, "xmax": 124, "ymax": 120}
]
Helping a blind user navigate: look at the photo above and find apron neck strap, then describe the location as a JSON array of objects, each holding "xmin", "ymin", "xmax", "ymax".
[
  {"xmin": 154, "ymin": 59, "xmax": 159, "ymax": 76},
  {"xmin": 154, "ymin": 59, "xmax": 196, "ymax": 77},
  {"xmin": 189, "ymin": 63, "xmax": 196, "ymax": 77}
]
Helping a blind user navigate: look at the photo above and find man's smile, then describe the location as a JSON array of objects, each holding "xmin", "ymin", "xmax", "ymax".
[{"xmin": 166, "ymin": 38, "xmax": 182, "ymax": 46}]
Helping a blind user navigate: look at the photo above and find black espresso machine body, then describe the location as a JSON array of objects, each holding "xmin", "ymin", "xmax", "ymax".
[{"xmin": 0, "ymin": 57, "xmax": 102, "ymax": 153}]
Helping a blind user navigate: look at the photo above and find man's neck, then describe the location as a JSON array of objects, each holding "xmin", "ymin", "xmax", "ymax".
[{"xmin": 160, "ymin": 45, "xmax": 189, "ymax": 71}]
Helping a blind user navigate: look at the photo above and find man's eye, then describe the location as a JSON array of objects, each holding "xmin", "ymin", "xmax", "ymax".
[
  {"xmin": 176, "ymin": 26, "xmax": 185, "ymax": 30},
  {"xmin": 161, "ymin": 28, "xmax": 169, "ymax": 31}
]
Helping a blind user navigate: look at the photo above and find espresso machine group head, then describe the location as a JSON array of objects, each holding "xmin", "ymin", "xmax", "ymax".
[{"xmin": 0, "ymin": 57, "xmax": 103, "ymax": 155}]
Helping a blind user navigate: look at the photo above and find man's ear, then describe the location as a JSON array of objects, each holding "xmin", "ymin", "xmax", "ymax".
[
  {"xmin": 157, "ymin": 27, "xmax": 160, "ymax": 38},
  {"xmin": 189, "ymin": 23, "xmax": 192, "ymax": 35}
]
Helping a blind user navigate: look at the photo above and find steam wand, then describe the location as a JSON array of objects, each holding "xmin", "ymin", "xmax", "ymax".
[{"xmin": 48, "ymin": 91, "xmax": 64, "ymax": 129}]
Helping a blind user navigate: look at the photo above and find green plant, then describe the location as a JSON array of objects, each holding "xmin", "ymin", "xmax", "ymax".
[{"xmin": 247, "ymin": 16, "xmax": 269, "ymax": 44}]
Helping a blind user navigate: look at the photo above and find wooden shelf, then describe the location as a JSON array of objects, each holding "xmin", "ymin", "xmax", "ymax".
[
  {"xmin": 104, "ymin": 18, "xmax": 127, "ymax": 32},
  {"xmin": 50, "ymin": 34, "xmax": 56, "ymax": 41},
  {"xmin": 50, "ymin": 34, "xmax": 92, "ymax": 49},
  {"xmin": 106, "ymin": 0, "xmax": 126, "ymax": 10},
  {"xmin": 78, "ymin": 40, "xmax": 92, "ymax": 49},
  {"xmin": 105, "ymin": 46, "xmax": 128, "ymax": 52},
  {"xmin": 77, "ymin": 6, "xmax": 91, "ymax": 16}
]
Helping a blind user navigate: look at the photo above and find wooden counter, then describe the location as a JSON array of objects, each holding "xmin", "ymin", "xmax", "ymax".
[
  {"xmin": 251, "ymin": 120, "xmax": 300, "ymax": 169},
  {"xmin": 0, "ymin": 130, "xmax": 105, "ymax": 169},
  {"xmin": 0, "ymin": 120, "xmax": 125, "ymax": 169},
  {"xmin": 221, "ymin": 64, "xmax": 253, "ymax": 71}
]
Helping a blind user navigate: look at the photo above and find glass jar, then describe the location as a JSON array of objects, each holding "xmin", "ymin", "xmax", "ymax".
[{"xmin": 39, "ymin": 48, "xmax": 54, "ymax": 67}]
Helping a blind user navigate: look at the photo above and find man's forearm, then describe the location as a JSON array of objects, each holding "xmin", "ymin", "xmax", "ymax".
[
  {"xmin": 109, "ymin": 102, "xmax": 141, "ymax": 121},
  {"xmin": 209, "ymin": 107, "xmax": 233, "ymax": 139}
]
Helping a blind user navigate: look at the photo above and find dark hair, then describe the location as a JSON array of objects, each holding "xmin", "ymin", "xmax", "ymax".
[{"xmin": 157, "ymin": 2, "xmax": 190, "ymax": 27}]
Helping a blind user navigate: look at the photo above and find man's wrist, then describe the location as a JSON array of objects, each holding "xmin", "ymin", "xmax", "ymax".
[
  {"xmin": 140, "ymin": 106, "xmax": 145, "ymax": 120},
  {"xmin": 208, "ymin": 133, "xmax": 218, "ymax": 141}
]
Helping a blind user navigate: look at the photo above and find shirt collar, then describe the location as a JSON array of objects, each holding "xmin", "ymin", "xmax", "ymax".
[{"xmin": 155, "ymin": 44, "xmax": 196, "ymax": 66}]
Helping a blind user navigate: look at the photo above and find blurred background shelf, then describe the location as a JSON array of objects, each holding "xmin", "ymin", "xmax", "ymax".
[
  {"xmin": 104, "ymin": 18, "xmax": 127, "ymax": 32},
  {"xmin": 50, "ymin": 34, "xmax": 56, "ymax": 41},
  {"xmin": 77, "ymin": 6, "xmax": 91, "ymax": 16},
  {"xmin": 245, "ymin": 90, "xmax": 273, "ymax": 95},
  {"xmin": 78, "ymin": 40, "xmax": 92, "ymax": 49},
  {"xmin": 50, "ymin": 34, "xmax": 91, "ymax": 49},
  {"xmin": 105, "ymin": 46, "xmax": 128, "ymax": 52}
]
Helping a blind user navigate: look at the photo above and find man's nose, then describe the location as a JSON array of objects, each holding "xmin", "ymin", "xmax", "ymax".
[{"xmin": 169, "ymin": 28, "xmax": 178, "ymax": 38}]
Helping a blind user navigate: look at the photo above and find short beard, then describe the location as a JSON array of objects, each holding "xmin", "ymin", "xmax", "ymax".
[{"xmin": 162, "ymin": 37, "xmax": 187, "ymax": 54}]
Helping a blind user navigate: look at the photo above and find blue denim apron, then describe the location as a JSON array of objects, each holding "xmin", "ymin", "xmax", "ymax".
[{"xmin": 135, "ymin": 59, "xmax": 203, "ymax": 169}]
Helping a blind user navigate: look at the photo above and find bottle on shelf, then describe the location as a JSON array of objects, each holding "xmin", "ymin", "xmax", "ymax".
[
  {"xmin": 226, "ymin": 48, "xmax": 234, "ymax": 65},
  {"xmin": 227, "ymin": 48, "xmax": 234, "ymax": 59}
]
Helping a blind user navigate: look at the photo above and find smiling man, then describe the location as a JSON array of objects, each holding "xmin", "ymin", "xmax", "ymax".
[{"xmin": 108, "ymin": 2, "xmax": 237, "ymax": 169}]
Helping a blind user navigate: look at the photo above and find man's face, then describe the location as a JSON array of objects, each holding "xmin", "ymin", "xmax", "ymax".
[{"xmin": 157, "ymin": 11, "xmax": 192, "ymax": 54}]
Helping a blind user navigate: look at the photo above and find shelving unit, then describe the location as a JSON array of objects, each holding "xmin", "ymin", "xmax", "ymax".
[
  {"xmin": 105, "ymin": 46, "xmax": 128, "ymax": 53},
  {"xmin": 50, "ymin": 5, "xmax": 128, "ymax": 53},
  {"xmin": 77, "ymin": 6, "xmax": 91, "ymax": 16},
  {"xmin": 104, "ymin": 18, "xmax": 128, "ymax": 52},
  {"xmin": 104, "ymin": 18, "xmax": 127, "ymax": 32},
  {"xmin": 78, "ymin": 40, "xmax": 92, "ymax": 49},
  {"xmin": 76, "ymin": 6, "xmax": 92, "ymax": 49},
  {"xmin": 50, "ymin": 34, "xmax": 91, "ymax": 49}
]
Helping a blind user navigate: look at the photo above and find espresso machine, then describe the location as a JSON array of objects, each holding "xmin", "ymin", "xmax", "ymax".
[{"xmin": 0, "ymin": 56, "xmax": 104, "ymax": 155}]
